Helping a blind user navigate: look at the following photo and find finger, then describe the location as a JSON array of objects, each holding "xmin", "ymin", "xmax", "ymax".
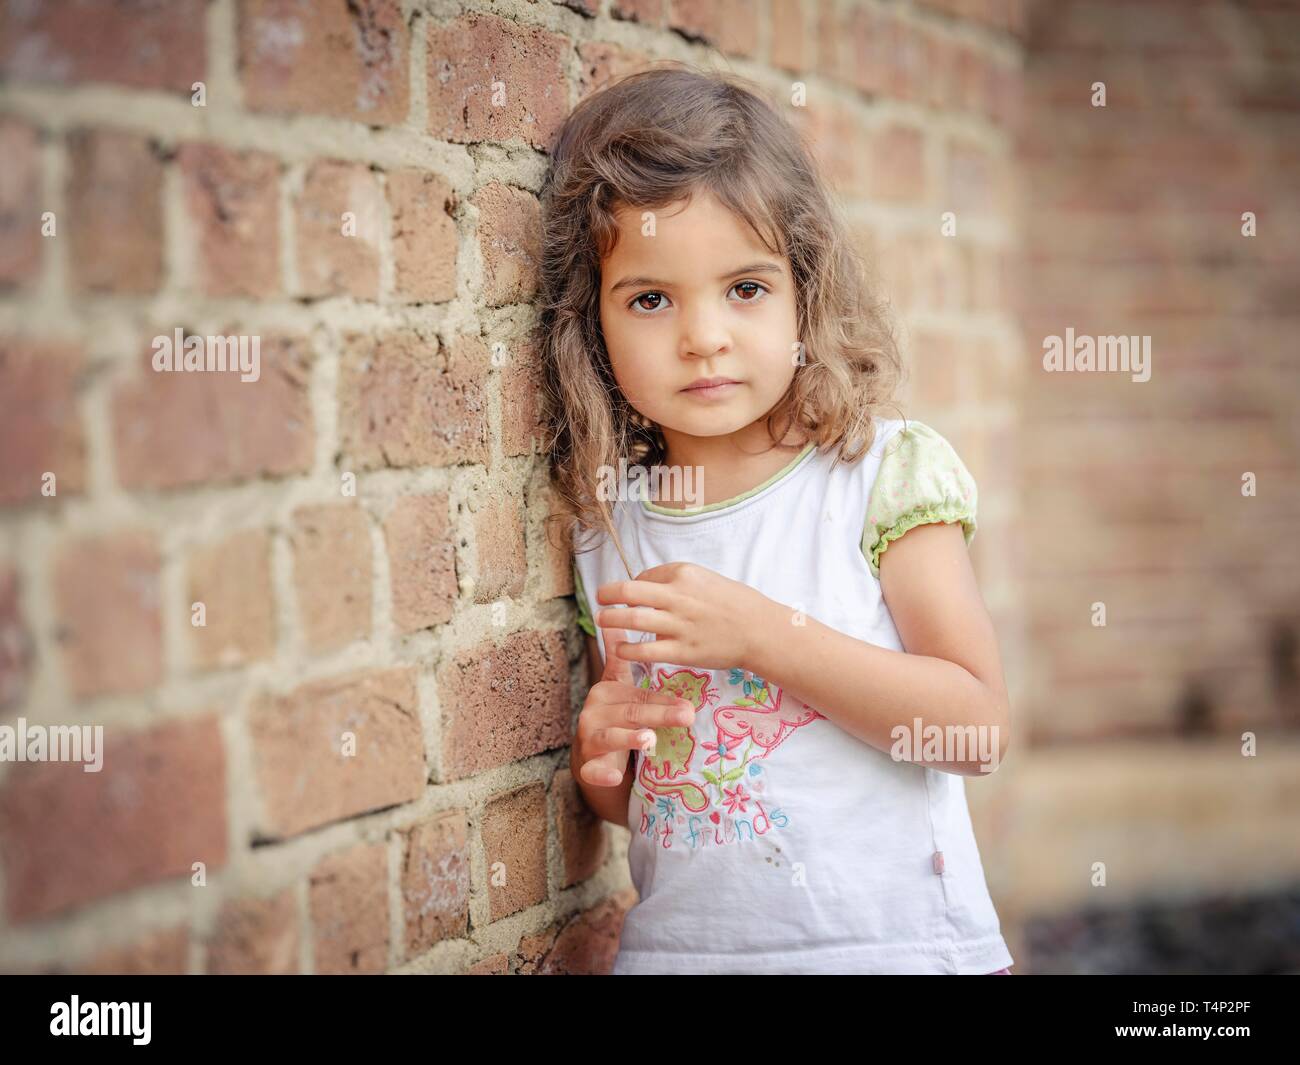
[
  {"xmin": 595, "ymin": 579, "xmax": 677, "ymax": 611},
  {"xmin": 606, "ymin": 690, "xmax": 696, "ymax": 729},
  {"xmin": 581, "ymin": 748, "xmax": 635, "ymax": 788},
  {"xmin": 613, "ymin": 637, "xmax": 683, "ymax": 664},
  {"xmin": 583, "ymin": 724, "xmax": 660, "ymax": 760},
  {"xmin": 598, "ymin": 625, "xmax": 635, "ymax": 684},
  {"xmin": 595, "ymin": 604, "xmax": 679, "ymax": 638}
]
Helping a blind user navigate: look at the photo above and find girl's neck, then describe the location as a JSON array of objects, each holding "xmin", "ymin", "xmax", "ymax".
[{"xmin": 655, "ymin": 424, "xmax": 811, "ymax": 510}]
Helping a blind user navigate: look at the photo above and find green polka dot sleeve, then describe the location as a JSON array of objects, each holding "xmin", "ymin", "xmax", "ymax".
[
  {"xmin": 573, "ymin": 562, "xmax": 596, "ymax": 637},
  {"xmin": 862, "ymin": 420, "xmax": 978, "ymax": 580}
]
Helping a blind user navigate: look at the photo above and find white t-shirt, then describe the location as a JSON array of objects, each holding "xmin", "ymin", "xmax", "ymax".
[{"xmin": 572, "ymin": 416, "xmax": 1014, "ymax": 975}]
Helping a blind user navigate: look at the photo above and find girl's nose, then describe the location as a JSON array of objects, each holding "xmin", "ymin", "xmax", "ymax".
[{"xmin": 678, "ymin": 312, "xmax": 732, "ymax": 360}]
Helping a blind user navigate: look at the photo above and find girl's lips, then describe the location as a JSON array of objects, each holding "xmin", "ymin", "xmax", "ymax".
[{"xmin": 681, "ymin": 381, "xmax": 741, "ymax": 399}]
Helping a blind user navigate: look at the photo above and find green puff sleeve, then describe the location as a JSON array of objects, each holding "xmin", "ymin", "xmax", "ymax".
[
  {"xmin": 862, "ymin": 420, "xmax": 978, "ymax": 580},
  {"xmin": 573, "ymin": 562, "xmax": 596, "ymax": 637}
]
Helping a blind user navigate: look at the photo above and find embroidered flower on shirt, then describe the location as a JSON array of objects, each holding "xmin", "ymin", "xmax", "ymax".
[
  {"xmin": 702, "ymin": 737, "xmax": 738, "ymax": 766},
  {"xmin": 722, "ymin": 784, "xmax": 752, "ymax": 814}
]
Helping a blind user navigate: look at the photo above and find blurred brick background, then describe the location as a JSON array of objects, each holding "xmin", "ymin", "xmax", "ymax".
[{"xmin": 0, "ymin": 0, "xmax": 1295, "ymax": 975}]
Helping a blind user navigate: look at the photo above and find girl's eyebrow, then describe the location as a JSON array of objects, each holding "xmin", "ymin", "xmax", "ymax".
[{"xmin": 607, "ymin": 261, "xmax": 784, "ymax": 295}]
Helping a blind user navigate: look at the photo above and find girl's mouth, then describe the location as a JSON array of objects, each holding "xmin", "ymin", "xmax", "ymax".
[{"xmin": 681, "ymin": 381, "xmax": 741, "ymax": 400}]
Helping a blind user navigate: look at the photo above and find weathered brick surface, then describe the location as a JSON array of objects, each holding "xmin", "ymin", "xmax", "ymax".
[
  {"xmin": 249, "ymin": 667, "xmax": 424, "ymax": 838},
  {"xmin": 482, "ymin": 782, "xmax": 548, "ymax": 921},
  {"xmin": 186, "ymin": 529, "xmax": 277, "ymax": 669},
  {"xmin": 472, "ymin": 182, "xmax": 543, "ymax": 307},
  {"xmin": 67, "ymin": 926, "xmax": 190, "ymax": 976},
  {"xmin": 294, "ymin": 159, "xmax": 383, "ymax": 300},
  {"xmin": 388, "ymin": 168, "xmax": 458, "ymax": 303},
  {"xmin": 289, "ymin": 503, "xmax": 372, "ymax": 653},
  {"xmin": 0, "ymin": 564, "xmax": 32, "ymax": 710},
  {"xmin": 179, "ymin": 143, "xmax": 282, "ymax": 299},
  {"xmin": 438, "ymin": 629, "xmax": 572, "ymax": 780},
  {"xmin": 0, "ymin": 1, "xmax": 206, "ymax": 93},
  {"xmin": 516, "ymin": 890, "xmax": 634, "ymax": 974},
  {"xmin": 0, "ymin": 338, "xmax": 87, "ymax": 506},
  {"xmin": 427, "ymin": 14, "xmax": 568, "ymax": 149},
  {"xmin": 0, "ymin": 715, "xmax": 228, "ymax": 922},
  {"xmin": 472, "ymin": 498, "xmax": 526, "ymax": 604},
  {"xmin": 111, "ymin": 334, "xmax": 314, "ymax": 491},
  {"xmin": 338, "ymin": 330, "xmax": 490, "ymax": 470},
  {"xmin": 207, "ymin": 887, "xmax": 299, "ymax": 974},
  {"xmin": 382, "ymin": 494, "xmax": 458, "ymax": 634},
  {"xmin": 554, "ymin": 768, "xmax": 610, "ymax": 888},
  {"xmin": 66, "ymin": 129, "xmax": 164, "ymax": 294},
  {"xmin": 239, "ymin": 0, "xmax": 409, "ymax": 123},
  {"xmin": 400, "ymin": 811, "xmax": 470, "ymax": 958},
  {"xmin": 309, "ymin": 842, "xmax": 389, "ymax": 974},
  {"xmin": 52, "ymin": 530, "xmax": 162, "ymax": 699},
  {"xmin": 0, "ymin": 117, "xmax": 42, "ymax": 288}
]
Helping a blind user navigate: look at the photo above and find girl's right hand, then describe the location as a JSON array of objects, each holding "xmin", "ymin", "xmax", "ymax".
[{"xmin": 574, "ymin": 626, "xmax": 696, "ymax": 787}]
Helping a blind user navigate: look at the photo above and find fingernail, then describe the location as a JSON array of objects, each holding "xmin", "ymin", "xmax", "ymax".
[{"xmin": 639, "ymin": 731, "xmax": 656, "ymax": 753}]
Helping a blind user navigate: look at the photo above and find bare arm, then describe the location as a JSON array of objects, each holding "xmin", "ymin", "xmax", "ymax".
[{"xmin": 747, "ymin": 521, "xmax": 1010, "ymax": 776}]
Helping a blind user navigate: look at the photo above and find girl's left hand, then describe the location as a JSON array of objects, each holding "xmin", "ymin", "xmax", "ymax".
[{"xmin": 594, "ymin": 562, "xmax": 773, "ymax": 672}]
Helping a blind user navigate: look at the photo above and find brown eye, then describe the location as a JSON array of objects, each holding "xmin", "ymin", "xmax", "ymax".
[
  {"xmin": 732, "ymin": 281, "xmax": 767, "ymax": 303},
  {"xmin": 631, "ymin": 292, "xmax": 665, "ymax": 314}
]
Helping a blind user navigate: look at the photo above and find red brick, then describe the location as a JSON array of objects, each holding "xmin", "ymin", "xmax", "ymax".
[
  {"xmin": 496, "ymin": 338, "xmax": 543, "ymax": 457},
  {"xmin": 249, "ymin": 667, "xmax": 424, "ymax": 839},
  {"xmin": 111, "ymin": 332, "xmax": 314, "ymax": 491},
  {"xmin": 382, "ymin": 494, "xmax": 457, "ymax": 635},
  {"xmin": 554, "ymin": 768, "xmax": 609, "ymax": 888},
  {"xmin": 0, "ymin": 338, "xmax": 86, "ymax": 506},
  {"xmin": 439, "ymin": 629, "xmax": 572, "ymax": 780},
  {"xmin": 289, "ymin": 503, "xmax": 372, "ymax": 653},
  {"xmin": 427, "ymin": 14, "xmax": 568, "ymax": 150},
  {"xmin": 0, "ymin": 1, "xmax": 205, "ymax": 93},
  {"xmin": 186, "ymin": 529, "xmax": 276, "ymax": 669},
  {"xmin": 667, "ymin": 0, "xmax": 759, "ymax": 57},
  {"xmin": 400, "ymin": 812, "xmax": 470, "ymax": 957},
  {"xmin": 869, "ymin": 123, "xmax": 926, "ymax": 202},
  {"xmin": 884, "ymin": 10, "xmax": 927, "ymax": 104},
  {"xmin": 472, "ymin": 498, "xmax": 526, "ymax": 603},
  {"xmin": 0, "ymin": 564, "xmax": 32, "ymax": 710},
  {"xmin": 466, "ymin": 952, "xmax": 509, "ymax": 974},
  {"xmin": 0, "ymin": 715, "xmax": 227, "ymax": 923},
  {"xmin": 309, "ymin": 842, "xmax": 389, "ymax": 974},
  {"xmin": 294, "ymin": 160, "xmax": 382, "ymax": 299},
  {"xmin": 65, "ymin": 926, "xmax": 190, "ymax": 975},
  {"xmin": 482, "ymin": 782, "xmax": 548, "ymax": 921},
  {"xmin": 53, "ymin": 530, "xmax": 162, "ymax": 699},
  {"xmin": 338, "ymin": 330, "xmax": 490, "ymax": 470},
  {"xmin": 843, "ymin": 3, "xmax": 886, "ymax": 97},
  {"xmin": 0, "ymin": 117, "xmax": 42, "ymax": 288},
  {"xmin": 576, "ymin": 41, "xmax": 653, "ymax": 101},
  {"xmin": 208, "ymin": 887, "xmax": 299, "ymax": 974},
  {"xmin": 66, "ymin": 129, "xmax": 164, "ymax": 294},
  {"xmin": 944, "ymin": 137, "xmax": 997, "ymax": 215},
  {"xmin": 239, "ymin": 0, "xmax": 409, "ymax": 123},
  {"xmin": 611, "ymin": 0, "xmax": 665, "ymax": 26},
  {"xmin": 179, "ymin": 143, "xmax": 282, "ymax": 299},
  {"xmin": 472, "ymin": 181, "xmax": 542, "ymax": 307},
  {"xmin": 387, "ymin": 168, "xmax": 457, "ymax": 303},
  {"xmin": 516, "ymin": 891, "xmax": 632, "ymax": 974},
  {"xmin": 770, "ymin": 0, "xmax": 808, "ymax": 73}
]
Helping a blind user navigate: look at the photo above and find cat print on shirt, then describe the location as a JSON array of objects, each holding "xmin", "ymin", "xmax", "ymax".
[{"xmin": 628, "ymin": 655, "xmax": 822, "ymax": 850}]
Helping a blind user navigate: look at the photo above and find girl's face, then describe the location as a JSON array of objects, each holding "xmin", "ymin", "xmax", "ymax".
[{"xmin": 598, "ymin": 189, "xmax": 800, "ymax": 460}]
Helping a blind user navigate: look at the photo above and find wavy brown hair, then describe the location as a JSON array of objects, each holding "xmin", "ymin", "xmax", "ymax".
[{"xmin": 538, "ymin": 62, "xmax": 906, "ymax": 574}]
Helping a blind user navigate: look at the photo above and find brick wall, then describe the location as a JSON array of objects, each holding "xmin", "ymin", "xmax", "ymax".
[
  {"xmin": 2, "ymin": 0, "xmax": 1022, "ymax": 974},
  {"xmin": 1000, "ymin": 0, "xmax": 1300, "ymax": 968}
]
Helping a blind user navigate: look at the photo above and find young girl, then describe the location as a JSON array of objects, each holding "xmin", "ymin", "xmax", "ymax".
[{"xmin": 539, "ymin": 64, "xmax": 1014, "ymax": 976}]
